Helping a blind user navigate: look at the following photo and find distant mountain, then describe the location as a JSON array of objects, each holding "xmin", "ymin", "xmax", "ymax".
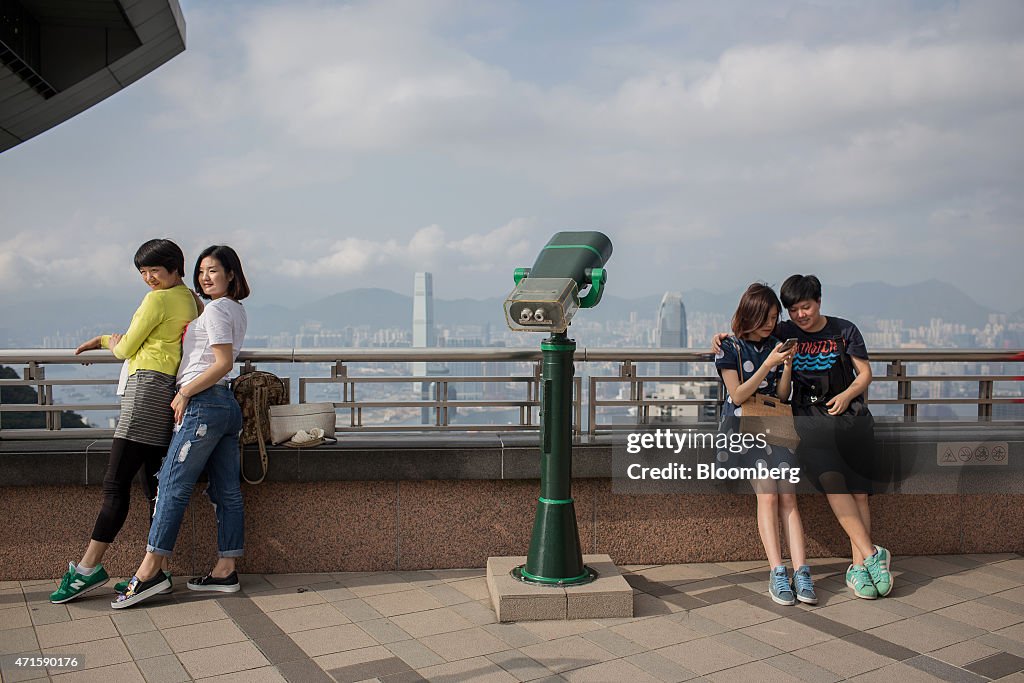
[
  {"xmin": 244, "ymin": 279, "xmax": 998, "ymax": 334},
  {"xmin": 0, "ymin": 296, "xmax": 137, "ymax": 345},
  {"xmin": 290, "ymin": 288, "xmax": 411, "ymax": 333},
  {"xmin": 0, "ymin": 279, "xmax": 1003, "ymax": 344},
  {"xmin": 819, "ymin": 280, "xmax": 995, "ymax": 329}
]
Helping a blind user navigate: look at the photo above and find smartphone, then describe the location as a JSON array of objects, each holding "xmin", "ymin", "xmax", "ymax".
[{"xmin": 777, "ymin": 338, "xmax": 798, "ymax": 352}]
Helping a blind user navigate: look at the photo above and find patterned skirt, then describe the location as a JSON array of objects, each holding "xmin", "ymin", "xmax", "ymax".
[{"xmin": 113, "ymin": 369, "xmax": 176, "ymax": 446}]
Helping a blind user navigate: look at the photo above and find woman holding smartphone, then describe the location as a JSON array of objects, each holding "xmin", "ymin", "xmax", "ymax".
[{"xmin": 715, "ymin": 283, "xmax": 816, "ymax": 606}]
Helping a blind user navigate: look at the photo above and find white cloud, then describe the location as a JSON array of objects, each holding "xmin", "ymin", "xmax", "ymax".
[
  {"xmin": 603, "ymin": 41, "xmax": 1024, "ymax": 143},
  {"xmin": 233, "ymin": 2, "xmax": 536, "ymax": 151},
  {"xmin": 5, "ymin": 1, "xmax": 1022, "ymax": 308},
  {"xmin": 447, "ymin": 218, "xmax": 533, "ymax": 264},
  {"xmin": 153, "ymin": 2, "xmax": 1024, "ymax": 206},
  {"xmin": 0, "ymin": 218, "xmax": 136, "ymax": 292},
  {"xmin": 275, "ymin": 219, "xmax": 535, "ymax": 280}
]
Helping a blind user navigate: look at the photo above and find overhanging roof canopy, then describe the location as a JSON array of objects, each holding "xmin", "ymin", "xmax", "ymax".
[{"xmin": 0, "ymin": 0, "xmax": 185, "ymax": 152}]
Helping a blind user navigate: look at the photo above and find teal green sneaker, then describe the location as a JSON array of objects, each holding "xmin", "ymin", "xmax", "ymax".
[
  {"xmin": 115, "ymin": 570, "xmax": 173, "ymax": 595},
  {"xmin": 845, "ymin": 564, "xmax": 878, "ymax": 599},
  {"xmin": 863, "ymin": 545, "xmax": 893, "ymax": 597},
  {"xmin": 49, "ymin": 562, "xmax": 110, "ymax": 604}
]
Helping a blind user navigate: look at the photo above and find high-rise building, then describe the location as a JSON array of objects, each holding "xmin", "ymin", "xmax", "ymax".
[
  {"xmin": 412, "ymin": 272, "xmax": 436, "ymax": 379},
  {"xmin": 413, "ymin": 273, "xmax": 443, "ymax": 424},
  {"xmin": 656, "ymin": 292, "xmax": 687, "ymax": 376},
  {"xmin": 413, "ymin": 273, "xmax": 435, "ymax": 346}
]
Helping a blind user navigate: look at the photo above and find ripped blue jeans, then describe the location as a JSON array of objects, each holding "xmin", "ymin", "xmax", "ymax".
[{"xmin": 147, "ymin": 384, "xmax": 244, "ymax": 558}]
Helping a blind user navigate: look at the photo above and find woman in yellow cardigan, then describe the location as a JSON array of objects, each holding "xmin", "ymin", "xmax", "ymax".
[{"xmin": 50, "ymin": 239, "xmax": 199, "ymax": 603}]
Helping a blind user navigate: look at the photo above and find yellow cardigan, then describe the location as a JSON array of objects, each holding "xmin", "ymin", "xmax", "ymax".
[{"xmin": 100, "ymin": 285, "xmax": 198, "ymax": 377}]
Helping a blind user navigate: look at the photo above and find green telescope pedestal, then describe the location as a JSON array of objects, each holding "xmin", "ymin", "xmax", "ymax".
[{"xmin": 512, "ymin": 333, "xmax": 597, "ymax": 586}]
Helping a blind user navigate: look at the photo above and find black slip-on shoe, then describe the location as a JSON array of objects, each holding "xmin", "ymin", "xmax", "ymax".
[
  {"xmin": 187, "ymin": 571, "xmax": 240, "ymax": 593},
  {"xmin": 115, "ymin": 570, "xmax": 173, "ymax": 595},
  {"xmin": 110, "ymin": 573, "xmax": 171, "ymax": 609}
]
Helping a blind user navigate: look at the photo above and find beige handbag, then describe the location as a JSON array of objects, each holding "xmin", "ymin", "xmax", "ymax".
[
  {"xmin": 269, "ymin": 402, "xmax": 337, "ymax": 445},
  {"xmin": 734, "ymin": 339, "xmax": 801, "ymax": 450}
]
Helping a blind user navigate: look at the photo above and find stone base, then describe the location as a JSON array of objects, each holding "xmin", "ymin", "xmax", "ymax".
[{"xmin": 487, "ymin": 554, "xmax": 633, "ymax": 622}]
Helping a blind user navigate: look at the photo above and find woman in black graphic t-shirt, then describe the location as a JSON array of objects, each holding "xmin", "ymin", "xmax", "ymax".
[
  {"xmin": 777, "ymin": 294, "xmax": 874, "ymax": 494},
  {"xmin": 778, "ymin": 275, "xmax": 892, "ymax": 601},
  {"xmin": 778, "ymin": 316, "xmax": 868, "ymax": 411}
]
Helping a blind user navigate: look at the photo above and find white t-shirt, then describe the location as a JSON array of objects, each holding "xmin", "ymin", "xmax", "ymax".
[{"xmin": 177, "ymin": 298, "xmax": 247, "ymax": 387}]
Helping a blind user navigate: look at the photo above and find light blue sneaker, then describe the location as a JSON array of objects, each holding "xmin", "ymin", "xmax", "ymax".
[
  {"xmin": 792, "ymin": 565, "xmax": 818, "ymax": 605},
  {"xmin": 769, "ymin": 565, "xmax": 796, "ymax": 605}
]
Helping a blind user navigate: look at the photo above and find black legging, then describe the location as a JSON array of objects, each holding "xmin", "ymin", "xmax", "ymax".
[{"xmin": 91, "ymin": 438, "xmax": 165, "ymax": 543}]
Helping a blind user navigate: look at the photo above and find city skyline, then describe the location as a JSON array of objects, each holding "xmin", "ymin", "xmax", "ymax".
[{"xmin": 1, "ymin": 1, "xmax": 1022, "ymax": 313}]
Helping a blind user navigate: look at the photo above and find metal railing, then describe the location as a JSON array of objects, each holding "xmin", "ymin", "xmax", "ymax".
[{"xmin": 0, "ymin": 348, "xmax": 1021, "ymax": 439}]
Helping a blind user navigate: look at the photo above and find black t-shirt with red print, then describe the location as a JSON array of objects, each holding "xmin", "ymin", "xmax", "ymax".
[{"xmin": 776, "ymin": 316, "xmax": 868, "ymax": 407}]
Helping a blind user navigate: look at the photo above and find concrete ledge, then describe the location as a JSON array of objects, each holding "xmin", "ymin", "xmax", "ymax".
[
  {"xmin": 2, "ymin": 422, "xmax": 1020, "ymax": 487},
  {"xmin": 487, "ymin": 554, "xmax": 633, "ymax": 622},
  {"xmin": 1, "ymin": 427, "xmax": 1022, "ymax": 579},
  {"xmin": 1, "ymin": 480, "xmax": 1022, "ymax": 579}
]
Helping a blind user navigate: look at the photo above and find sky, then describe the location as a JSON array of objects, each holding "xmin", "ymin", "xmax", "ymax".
[{"xmin": 1, "ymin": 0, "xmax": 1022, "ymax": 311}]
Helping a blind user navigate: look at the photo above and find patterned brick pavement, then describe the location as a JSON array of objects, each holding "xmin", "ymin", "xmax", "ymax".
[{"xmin": 2, "ymin": 554, "xmax": 1024, "ymax": 682}]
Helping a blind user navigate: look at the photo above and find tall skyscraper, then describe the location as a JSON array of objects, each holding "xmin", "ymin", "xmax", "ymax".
[
  {"xmin": 412, "ymin": 272, "xmax": 436, "ymax": 376},
  {"xmin": 413, "ymin": 273, "xmax": 438, "ymax": 424},
  {"xmin": 656, "ymin": 292, "xmax": 687, "ymax": 376}
]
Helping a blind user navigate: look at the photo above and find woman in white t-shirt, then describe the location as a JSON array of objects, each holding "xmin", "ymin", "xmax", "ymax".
[{"xmin": 113, "ymin": 245, "xmax": 249, "ymax": 609}]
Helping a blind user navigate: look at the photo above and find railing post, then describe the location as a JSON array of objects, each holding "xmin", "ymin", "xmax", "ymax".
[
  {"xmin": 522, "ymin": 375, "xmax": 531, "ymax": 427},
  {"xmin": 889, "ymin": 360, "xmax": 915, "ymax": 421},
  {"xmin": 333, "ymin": 362, "xmax": 356, "ymax": 428},
  {"xmin": 442, "ymin": 380, "xmax": 449, "ymax": 427},
  {"xmin": 979, "ymin": 380, "xmax": 993, "ymax": 421},
  {"xmin": 619, "ymin": 360, "xmax": 634, "ymax": 399},
  {"xmin": 429, "ymin": 380, "xmax": 436, "ymax": 427},
  {"xmin": 588, "ymin": 376, "xmax": 597, "ymax": 436},
  {"xmin": 48, "ymin": 375, "xmax": 59, "ymax": 431},
  {"xmin": 24, "ymin": 363, "xmax": 54, "ymax": 431}
]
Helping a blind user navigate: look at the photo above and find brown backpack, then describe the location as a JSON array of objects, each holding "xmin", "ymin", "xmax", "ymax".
[{"xmin": 232, "ymin": 370, "xmax": 288, "ymax": 484}]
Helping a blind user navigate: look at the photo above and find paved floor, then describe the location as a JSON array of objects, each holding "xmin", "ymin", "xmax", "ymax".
[{"xmin": 2, "ymin": 554, "xmax": 1024, "ymax": 682}]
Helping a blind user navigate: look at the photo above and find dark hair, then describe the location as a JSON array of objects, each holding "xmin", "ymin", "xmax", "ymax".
[
  {"xmin": 134, "ymin": 239, "xmax": 185, "ymax": 277},
  {"xmin": 194, "ymin": 245, "xmax": 250, "ymax": 301},
  {"xmin": 780, "ymin": 274, "xmax": 822, "ymax": 309},
  {"xmin": 731, "ymin": 282, "xmax": 781, "ymax": 338}
]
